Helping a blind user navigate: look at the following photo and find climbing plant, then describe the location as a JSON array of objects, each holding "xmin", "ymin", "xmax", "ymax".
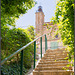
[{"xmin": 50, "ymin": 0, "xmax": 74, "ymax": 64}]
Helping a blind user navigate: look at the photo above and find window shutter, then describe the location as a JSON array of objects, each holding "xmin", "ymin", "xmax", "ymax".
[{"xmin": 51, "ymin": 42, "xmax": 58, "ymax": 50}]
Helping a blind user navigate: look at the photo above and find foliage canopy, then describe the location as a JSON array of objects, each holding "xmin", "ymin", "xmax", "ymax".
[
  {"xmin": 51, "ymin": 0, "xmax": 74, "ymax": 63},
  {"xmin": 1, "ymin": 0, "xmax": 36, "ymax": 74},
  {"xmin": 27, "ymin": 25, "xmax": 35, "ymax": 40},
  {"xmin": 1, "ymin": 0, "xmax": 36, "ymax": 26}
]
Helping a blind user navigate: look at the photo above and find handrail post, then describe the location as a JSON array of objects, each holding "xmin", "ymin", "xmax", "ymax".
[
  {"xmin": 40, "ymin": 37, "xmax": 42, "ymax": 58},
  {"xmin": 20, "ymin": 50, "xmax": 23, "ymax": 75},
  {"xmin": 46, "ymin": 37, "xmax": 48, "ymax": 49},
  {"xmin": 45, "ymin": 35, "xmax": 47, "ymax": 52},
  {"xmin": 1, "ymin": 34, "xmax": 45, "ymax": 65},
  {"xmin": 34, "ymin": 41, "xmax": 36, "ymax": 69}
]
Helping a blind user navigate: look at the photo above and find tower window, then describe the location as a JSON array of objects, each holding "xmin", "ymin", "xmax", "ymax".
[{"xmin": 55, "ymin": 34, "xmax": 58, "ymax": 38}]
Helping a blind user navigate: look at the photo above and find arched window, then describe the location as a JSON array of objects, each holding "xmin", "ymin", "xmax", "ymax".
[{"xmin": 55, "ymin": 34, "xmax": 58, "ymax": 38}]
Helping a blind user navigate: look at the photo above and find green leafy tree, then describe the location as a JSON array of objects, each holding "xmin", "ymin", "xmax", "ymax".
[
  {"xmin": 1, "ymin": 28, "xmax": 34, "ymax": 74},
  {"xmin": 51, "ymin": 0, "xmax": 74, "ymax": 64},
  {"xmin": 1, "ymin": 0, "xmax": 36, "ymax": 74},
  {"xmin": 1, "ymin": 0, "xmax": 36, "ymax": 59},
  {"xmin": 27, "ymin": 26, "xmax": 35, "ymax": 40},
  {"xmin": 1, "ymin": 0, "xmax": 36, "ymax": 26},
  {"xmin": 1, "ymin": 0, "xmax": 36, "ymax": 38}
]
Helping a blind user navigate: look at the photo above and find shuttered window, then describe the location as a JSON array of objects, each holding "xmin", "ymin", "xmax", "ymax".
[{"xmin": 50, "ymin": 42, "xmax": 58, "ymax": 50}]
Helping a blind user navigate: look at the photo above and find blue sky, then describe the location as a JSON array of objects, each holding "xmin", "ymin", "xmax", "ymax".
[{"xmin": 15, "ymin": 0, "xmax": 57, "ymax": 29}]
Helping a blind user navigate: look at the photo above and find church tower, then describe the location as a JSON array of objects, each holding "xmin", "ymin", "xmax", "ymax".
[{"xmin": 35, "ymin": 6, "xmax": 44, "ymax": 36}]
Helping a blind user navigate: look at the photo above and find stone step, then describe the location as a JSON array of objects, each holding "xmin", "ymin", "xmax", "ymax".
[
  {"xmin": 44, "ymin": 54, "xmax": 55, "ymax": 57},
  {"xmin": 44, "ymin": 54, "xmax": 68, "ymax": 57},
  {"xmin": 33, "ymin": 70, "xmax": 73, "ymax": 75},
  {"xmin": 33, "ymin": 48, "xmax": 73, "ymax": 75},
  {"xmin": 46, "ymin": 50, "xmax": 67, "ymax": 53},
  {"xmin": 46, "ymin": 49, "xmax": 67, "ymax": 51},
  {"xmin": 45, "ymin": 52, "xmax": 68, "ymax": 55},
  {"xmin": 41, "ymin": 56, "xmax": 68, "ymax": 60},
  {"xmin": 42, "ymin": 57, "xmax": 68, "ymax": 59},
  {"xmin": 39, "ymin": 60, "xmax": 69, "ymax": 64},
  {"xmin": 40, "ymin": 58, "xmax": 68, "ymax": 62},
  {"xmin": 43, "ymin": 54, "xmax": 68, "ymax": 57},
  {"xmin": 45, "ymin": 54, "xmax": 68, "ymax": 56},
  {"xmin": 37, "ymin": 63, "xmax": 69, "ymax": 67},
  {"xmin": 35, "ymin": 66, "xmax": 72, "ymax": 70},
  {"xmin": 46, "ymin": 49, "xmax": 68, "ymax": 52}
]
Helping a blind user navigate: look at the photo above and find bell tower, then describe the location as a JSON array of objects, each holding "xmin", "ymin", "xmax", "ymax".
[{"xmin": 35, "ymin": 6, "xmax": 44, "ymax": 36}]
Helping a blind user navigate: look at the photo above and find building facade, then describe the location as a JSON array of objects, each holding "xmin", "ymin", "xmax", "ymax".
[{"xmin": 35, "ymin": 6, "xmax": 64, "ymax": 54}]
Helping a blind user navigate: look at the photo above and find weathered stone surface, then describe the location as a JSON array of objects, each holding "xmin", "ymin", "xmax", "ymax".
[{"xmin": 33, "ymin": 49, "xmax": 73, "ymax": 75}]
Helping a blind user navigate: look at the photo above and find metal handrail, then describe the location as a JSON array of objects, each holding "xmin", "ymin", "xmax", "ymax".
[
  {"xmin": 1, "ymin": 34, "xmax": 46, "ymax": 65},
  {"xmin": 1, "ymin": 34, "xmax": 47, "ymax": 75}
]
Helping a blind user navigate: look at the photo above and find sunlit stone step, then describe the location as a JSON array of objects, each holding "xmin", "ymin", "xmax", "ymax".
[
  {"xmin": 35, "ymin": 66, "xmax": 72, "ymax": 70},
  {"xmin": 33, "ymin": 70, "xmax": 73, "ymax": 75},
  {"xmin": 33, "ymin": 48, "xmax": 73, "ymax": 75},
  {"xmin": 37, "ymin": 63, "xmax": 69, "ymax": 67}
]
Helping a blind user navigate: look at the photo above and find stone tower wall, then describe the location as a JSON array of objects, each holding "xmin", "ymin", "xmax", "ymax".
[
  {"xmin": 35, "ymin": 6, "xmax": 64, "ymax": 54},
  {"xmin": 35, "ymin": 11, "xmax": 44, "ymax": 37}
]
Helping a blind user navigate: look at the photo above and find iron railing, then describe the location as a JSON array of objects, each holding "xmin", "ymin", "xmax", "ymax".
[{"xmin": 1, "ymin": 34, "xmax": 47, "ymax": 75}]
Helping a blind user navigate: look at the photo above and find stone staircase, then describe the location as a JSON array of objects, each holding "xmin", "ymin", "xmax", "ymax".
[{"xmin": 33, "ymin": 48, "xmax": 73, "ymax": 75}]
